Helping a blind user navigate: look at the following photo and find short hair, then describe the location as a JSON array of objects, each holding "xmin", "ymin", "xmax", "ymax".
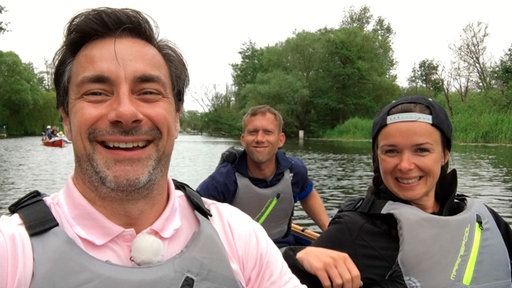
[
  {"xmin": 242, "ymin": 105, "xmax": 284, "ymax": 132},
  {"xmin": 53, "ymin": 7, "xmax": 189, "ymax": 114}
]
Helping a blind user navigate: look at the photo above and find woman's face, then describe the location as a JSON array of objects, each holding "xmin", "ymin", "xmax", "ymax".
[{"xmin": 376, "ymin": 121, "xmax": 449, "ymax": 213}]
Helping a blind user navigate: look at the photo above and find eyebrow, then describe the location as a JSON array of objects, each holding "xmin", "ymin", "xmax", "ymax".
[
  {"xmin": 75, "ymin": 73, "xmax": 167, "ymax": 87},
  {"xmin": 134, "ymin": 73, "xmax": 167, "ymax": 86},
  {"xmin": 76, "ymin": 74, "xmax": 111, "ymax": 86}
]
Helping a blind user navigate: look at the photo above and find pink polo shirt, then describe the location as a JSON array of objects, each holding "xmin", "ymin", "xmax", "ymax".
[{"xmin": 0, "ymin": 176, "xmax": 305, "ymax": 288}]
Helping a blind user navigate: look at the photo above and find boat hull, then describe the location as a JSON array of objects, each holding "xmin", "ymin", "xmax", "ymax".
[{"xmin": 42, "ymin": 138, "xmax": 65, "ymax": 148}]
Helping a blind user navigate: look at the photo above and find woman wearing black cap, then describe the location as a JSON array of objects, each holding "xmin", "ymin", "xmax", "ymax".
[{"xmin": 283, "ymin": 96, "xmax": 512, "ymax": 288}]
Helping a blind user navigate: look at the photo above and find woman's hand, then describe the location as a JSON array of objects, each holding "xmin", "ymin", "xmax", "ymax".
[{"xmin": 296, "ymin": 247, "xmax": 362, "ymax": 288}]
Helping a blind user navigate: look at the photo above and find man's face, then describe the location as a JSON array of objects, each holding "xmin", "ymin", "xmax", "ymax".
[
  {"xmin": 241, "ymin": 112, "xmax": 285, "ymax": 166},
  {"xmin": 62, "ymin": 37, "xmax": 180, "ymax": 200}
]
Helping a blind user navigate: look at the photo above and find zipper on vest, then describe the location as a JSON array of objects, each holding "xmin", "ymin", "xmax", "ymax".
[{"xmin": 462, "ymin": 214, "xmax": 483, "ymax": 285}]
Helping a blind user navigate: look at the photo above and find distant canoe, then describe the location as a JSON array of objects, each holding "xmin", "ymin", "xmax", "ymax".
[{"xmin": 42, "ymin": 138, "xmax": 66, "ymax": 148}]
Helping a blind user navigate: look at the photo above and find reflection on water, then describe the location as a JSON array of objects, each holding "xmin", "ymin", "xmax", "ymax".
[{"xmin": 1, "ymin": 136, "xmax": 511, "ymax": 229}]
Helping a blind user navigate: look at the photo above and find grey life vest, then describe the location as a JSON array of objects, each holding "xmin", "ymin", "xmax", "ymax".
[
  {"xmin": 29, "ymin": 211, "xmax": 243, "ymax": 288},
  {"xmin": 9, "ymin": 180, "xmax": 243, "ymax": 288},
  {"xmin": 233, "ymin": 169, "xmax": 294, "ymax": 240},
  {"xmin": 381, "ymin": 199, "xmax": 511, "ymax": 288}
]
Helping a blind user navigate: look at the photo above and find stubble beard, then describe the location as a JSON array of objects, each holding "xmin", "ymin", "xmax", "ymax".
[
  {"xmin": 77, "ymin": 152, "xmax": 166, "ymax": 202},
  {"xmin": 76, "ymin": 127, "xmax": 168, "ymax": 202},
  {"xmin": 247, "ymin": 148, "xmax": 274, "ymax": 165}
]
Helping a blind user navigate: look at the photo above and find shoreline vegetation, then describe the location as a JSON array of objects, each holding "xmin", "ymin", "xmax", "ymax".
[{"xmin": 321, "ymin": 93, "xmax": 511, "ymax": 145}]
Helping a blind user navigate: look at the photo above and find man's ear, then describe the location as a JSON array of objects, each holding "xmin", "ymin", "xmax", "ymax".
[
  {"xmin": 278, "ymin": 132, "xmax": 286, "ymax": 148},
  {"xmin": 60, "ymin": 108, "xmax": 72, "ymax": 141},
  {"xmin": 174, "ymin": 111, "xmax": 181, "ymax": 139}
]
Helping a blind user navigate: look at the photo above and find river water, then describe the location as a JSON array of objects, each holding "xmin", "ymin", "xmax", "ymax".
[{"xmin": 1, "ymin": 135, "xmax": 511, "ymax": 230}]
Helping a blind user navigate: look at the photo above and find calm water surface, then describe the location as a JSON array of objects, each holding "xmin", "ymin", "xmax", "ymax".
[{"xmin": 1, "ymin": 135, "xmax": 511, "ymax": 230}]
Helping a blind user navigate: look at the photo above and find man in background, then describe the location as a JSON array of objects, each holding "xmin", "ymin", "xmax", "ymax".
[{"xmin": 197, "ymin": 105, "xmax": 330, "ymax": 247}]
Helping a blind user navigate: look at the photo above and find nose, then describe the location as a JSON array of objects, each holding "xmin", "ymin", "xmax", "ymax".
[
  {"xmin": 397, "ymin": 152, "xmax": 415, "ymax": 171},
  {"xmin": 107, "ymin": 93, "xmax": 143, "ymax": 127},
  {"xmin": 255, "ymin": 131, "xmax": 265, "ymax": 142}
]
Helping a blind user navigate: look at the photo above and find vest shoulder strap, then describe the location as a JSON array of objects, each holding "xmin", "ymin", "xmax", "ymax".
[
  {"xmin": 173, "ymin": 179, "xmax": 212, "ymax": 219},
  {"xmin": 8, "ymin": 190, "xmax": 59, "ymax": 236},
  {"xmin": 8, "ymin": 180, "xmax": 211, "ymax": 237}
]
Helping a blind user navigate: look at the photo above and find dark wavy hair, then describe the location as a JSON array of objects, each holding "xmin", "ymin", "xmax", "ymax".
[{"xmin": 53, "ymin": 7, "xmax": 189, "ymax": 115}]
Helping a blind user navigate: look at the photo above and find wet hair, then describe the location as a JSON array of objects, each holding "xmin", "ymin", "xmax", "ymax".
[
  {"xmin": 242, "ymin": 105, "xmax": 284, "ymax": 132},
  {"xmin": 53, "ymin": 7, "xmax": 189, "ymax": 115},
  {"xmin": 367, "ymin": 99, "xmax": 451, "ymax": 198}
]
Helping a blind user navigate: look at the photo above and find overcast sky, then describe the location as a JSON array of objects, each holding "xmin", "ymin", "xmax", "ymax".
[{"xmin": 1, "ymin": 0, "xmax": 510, "ymax": 111}]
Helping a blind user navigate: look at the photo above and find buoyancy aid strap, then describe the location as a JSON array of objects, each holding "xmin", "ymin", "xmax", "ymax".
[
  {"xmin": 8, "ymin": 190, "xmax": 59, "ymax": 236},
  {"xmin": 7, "ymin": 181, "xmax": 210, "ymax": 237},
  {"xmin": 173, "ymin": 179, "xmax": 212, "ymax": 219}
]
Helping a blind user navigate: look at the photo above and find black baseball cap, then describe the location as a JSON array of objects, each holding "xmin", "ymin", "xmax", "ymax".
[{"xmin": 371, "ymin": 95, "xmax": 452, "ymax": 150}]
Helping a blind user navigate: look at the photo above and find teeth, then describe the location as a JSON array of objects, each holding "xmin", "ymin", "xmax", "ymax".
[
  {"xmin": 398, "ymin": 177, "xmax": 419, "ymax": 184},
  {"xmin": 106, "ymin": 141, "xmax": 147, "ymax": 148}
]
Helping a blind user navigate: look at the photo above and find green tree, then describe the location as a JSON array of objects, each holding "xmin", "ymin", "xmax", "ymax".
[
  {"xmin": 414, "ymin": 59, "xmax": 444, "ymax": 95},
  {"xmin": 0, "ymin": 51, "xmax": 58, "ymax": 135},
  {"xmin": 231, "ymin": 40, "xmax": 264, "ymax": 106},
  {"xmin": 199, "ymin": 86, "xmax": 241, "ymax": 136},
  {"xmin": 238, "ymin": 70, "xmax": 310, "ymax": 137},
  {"xmin": 494, "ymin": 46, "xmax": 512, "ymax": 91},
  {"xmin": 492, "ymin": 45, "xmax": 512, "ymax": 110},
  {"xmin": 217, "ymin": 5, "xmax": 400, "ymax": 137},
  {"xmin": 180, "ymin": 110, "xmax": 202, "ymax": 133},
  {"xmin": 306, "ymin": 26, "xmax": 398, "ymax": 131}
]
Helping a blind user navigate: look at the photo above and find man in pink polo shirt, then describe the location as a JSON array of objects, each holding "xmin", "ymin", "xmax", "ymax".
[{"xmin": 0, "ymin": 7, "xmax": 312, "ymax": 288}]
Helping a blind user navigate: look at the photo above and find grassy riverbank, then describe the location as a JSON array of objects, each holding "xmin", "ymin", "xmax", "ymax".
[{"xmin": 323, "ymin": 93, "xmax": 512, "ymax": 145}]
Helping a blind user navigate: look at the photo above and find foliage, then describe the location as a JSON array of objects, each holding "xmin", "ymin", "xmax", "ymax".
[
  {"xmin": 0, "ymin": 5, "xmax": 8, "ymax": 35},
  {"xmin": 217, "ymin": 5, "xmax": 400, "ymax": 138},
  {"xmin": 179, "ymin": 110, "xmax": 202, "ymax": 134},
  {"xmin": 0, "ymin": 51, "xmax": 59, "ymax": 136},
  {"xmin": 408, "ymin": 59, "xmax": 443, "ymax": 95},
  {"xmin": 231, "ymin": 40, "xmax": 264, "ymax": 94},
  {"xmin": 325, "ymin": 92, "xmax": 511, "ymax": 144},
  {"xmin": 199, "ymin": 109, "xmax": 241, "ymax": 137},
  {"xmin": 493, "ymin": 46, "xmax": 512, "ymax": 102},
  {"xmin": 323, "ymin": 117, "xmax": 372, "ymax": 140},
  {"xmin": 197, "ymin": 86, "xmax": 241, "ymax": 137},
  {"xmin": 450, "ymin": 92, "xmax": 512, "ymax": 144},
  {"xmin": 238, "ymin": 71, "xmax": 310, "ymax": 137}
]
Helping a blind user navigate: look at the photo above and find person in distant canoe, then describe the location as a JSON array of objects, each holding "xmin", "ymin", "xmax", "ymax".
[
  {"xmin": 51, "ymin": 126, "xmax": 59, "ymax": 138},
  {"xmin": 43, "ymin": 125, "xmax": 53, "ymax": 140},
  {"xmin": 283, "ymin": 96, "xmax": 512, "ymax": 287},
  {"xmin": 0, "ymin": 7, "xmax": 306, "ymax": 288},
  {"xmin": 197, "ymin": 105, "xmax": 330, "ymax": 248}
]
